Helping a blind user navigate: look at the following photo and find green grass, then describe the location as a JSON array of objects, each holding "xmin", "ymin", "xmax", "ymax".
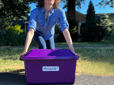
[
  {"xmin": 75, "ymin": 47, "xmax": 114, "ymax": 76},
  {"xmin": 0, "ymin": 48, "xmax": 24, "ymax": 72},
  {"xmin": 0, "ymin": 46, "xmax": 114, "ymax": 76}
]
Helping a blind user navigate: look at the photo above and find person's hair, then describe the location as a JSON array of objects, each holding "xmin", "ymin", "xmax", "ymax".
[{"xmin": 37, "ymin": 0, "xmax": 61, "ymax": 9}]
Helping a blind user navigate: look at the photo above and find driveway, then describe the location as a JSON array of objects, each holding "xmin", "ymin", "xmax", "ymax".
[{"xmin": 0, "ymin": 72, "xmax": 114, "ymax": 85}]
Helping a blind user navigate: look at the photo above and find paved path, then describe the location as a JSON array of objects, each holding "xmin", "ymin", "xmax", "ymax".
[
  {"xmin": 0, "ymin": 73, "xmax": 114, "ymax": 85},
  {"xmin": 74, "ymin": 74, "xmax": 114, "ymax": 85}
]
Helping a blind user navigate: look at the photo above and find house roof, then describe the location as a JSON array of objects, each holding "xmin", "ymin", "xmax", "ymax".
[
  {"xmin": 75, "ymin": 11, "xmax": 86, "ymax": 23},
  {"xmin": 65, "ymin": 11, "xmax": 86, "ymax": 23}
]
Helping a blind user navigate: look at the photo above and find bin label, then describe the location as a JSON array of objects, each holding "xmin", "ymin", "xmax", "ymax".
[{"xmin": 42, "ymin": 66, "xmax": 59, "ymax": 71}]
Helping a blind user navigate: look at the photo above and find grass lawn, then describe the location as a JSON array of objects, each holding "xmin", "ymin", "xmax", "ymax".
[
  {"xmin": 0, "ymin": 45, "xmax": 114, "ymax": 76},
  {"xmin": 75, "ymin": 47, "xmax": 114, "ymax": 76}
]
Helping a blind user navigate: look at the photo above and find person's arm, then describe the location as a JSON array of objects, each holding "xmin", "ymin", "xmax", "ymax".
[
  {"xmin": 24, "ymin": 28, "xmax": 34, "ymax": 52},
  {"xmin": 19, "ymin": 9, "xmax": 37, "ymax": 59},
  {"xmin": 58, "ymin": 9, "xmax": 77, "ymax": 55},
  {"xmin": 19, "ymin": 28, "xmax": 34, "ymax": 58},
  {"xmin": 63, "ymin": 28, "xmax": 76, "ymax": 54}
]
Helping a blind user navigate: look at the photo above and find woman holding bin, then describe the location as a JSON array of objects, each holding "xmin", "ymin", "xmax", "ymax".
[{"xmin": 19, "ymin": 0, "xmax": 77, "ymax": 58}]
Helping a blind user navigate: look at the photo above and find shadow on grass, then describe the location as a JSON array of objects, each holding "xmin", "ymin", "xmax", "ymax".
[
  {"xmin": 0, "ymin": 69, "xmax": 73, "ymax": 85},
  {"xmin": 11, "ymin": 69, "xmax": 25, "ymax": 73}
]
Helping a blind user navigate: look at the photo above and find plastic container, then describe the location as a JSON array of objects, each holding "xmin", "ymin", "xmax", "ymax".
[{"xmin": 21, "ymin": 49, "xmax": 79, "ymax": 84}]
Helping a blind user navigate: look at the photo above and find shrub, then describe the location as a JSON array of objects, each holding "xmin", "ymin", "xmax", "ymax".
[
  {"xmin": 55, "ymin": 24, "xmax": 65, "ymax": 42},
  {"xmin": 95, "ymin": 14, "xmax": 114, "ymax": 41},
  {"xmin": 95, "ymin": 25, "xmax": 107, "ymax": 41},
  {"xmin": 68, "ymin": 18, "xmax": 78, "ymax": 41},
  {"xmin": 0, "ymin": 25, "xmax": 26, "ymax": 46}
]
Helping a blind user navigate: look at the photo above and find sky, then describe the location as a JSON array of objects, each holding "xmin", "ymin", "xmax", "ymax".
[{"xmin": 29, "ymin": 0, "xmax": 114, "ymax": 14}]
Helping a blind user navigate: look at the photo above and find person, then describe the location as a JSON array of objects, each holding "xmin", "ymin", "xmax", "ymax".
[{"xmin": 19, "ymin": 0, "xmax": 77, "ymax": 58}]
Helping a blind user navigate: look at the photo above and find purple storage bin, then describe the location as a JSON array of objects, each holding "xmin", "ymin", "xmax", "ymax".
[{"xmin": 21, "ymin": 49, "xmax": 79, "ymax": 84}]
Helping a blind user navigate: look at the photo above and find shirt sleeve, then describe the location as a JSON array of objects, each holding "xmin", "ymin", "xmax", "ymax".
[
  {"xmin": 59, "ymin": 9, "xmax": 69, "ymax": 32},
  {"xmin": 28, "ymin": 9, "xmax": 37, "ymax": 31}
]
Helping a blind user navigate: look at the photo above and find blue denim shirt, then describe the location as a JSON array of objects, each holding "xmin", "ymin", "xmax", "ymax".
[{"xmin": 28, "ymin": 7, "xmax": 69, "ymax": 40}]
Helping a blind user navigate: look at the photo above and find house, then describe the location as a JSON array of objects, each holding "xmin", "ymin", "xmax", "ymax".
[{"xmin": 74, "ymin": 11, "xmax": 86, "ymax": 36}]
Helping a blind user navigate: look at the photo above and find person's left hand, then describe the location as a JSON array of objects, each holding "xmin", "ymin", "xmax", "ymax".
[{"xmin": 70, "ymin": 50, "xmax": 78, "ymax": 56}]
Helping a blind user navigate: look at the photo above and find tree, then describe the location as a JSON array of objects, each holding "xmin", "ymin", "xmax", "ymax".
[
  {"xmin": 97, "ymin": 0, "xmax": 114, "ymax": 8},
  {"xmin": 68, "ymin": 0, "xmax": 75, "ymax": 19},
  {"xmin": 62, "ymin": 0, "xmax": 114, "ymax": 38},
  {"xmin": 0, "ymin": 0, "xmax": 33, "ymax": 26},
  {"xmin": 63, "ymin": 0, "xmax": 114, "ymax": 19},
  {"xmin": 63, "ymin": 0, "xmax": 85, "ymax": 19},
  {"xmin": 62, "ymin": 0, "xmax": 85, "ymax": 41},
  {"xmin": 0, "ymin": 0, "xmax": 35, "ymax": 44},
  {"xmin": 82, "ymin": 0, "xmax": 97, "ymax": 41},
  {"xmin": 0, "ymin": 0, "xmax": 31, "ymax": 19}
]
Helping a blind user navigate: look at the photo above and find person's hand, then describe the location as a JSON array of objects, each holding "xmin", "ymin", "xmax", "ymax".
[
  {"xmin": 19, "ymin": 51, "xmax": 27, "ymax": 60},
  {"xmin": 73, "ymin": 51, "xmax": 78, "ymax": 55},
  {"xmin": 70, "ymin": 49, "xmax": 78, "ymax": 56}
]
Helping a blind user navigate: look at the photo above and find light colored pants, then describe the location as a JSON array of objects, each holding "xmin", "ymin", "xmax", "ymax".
[{"xmin": 33, "ymin": 31, "xmax": 55, "ymax": 49}]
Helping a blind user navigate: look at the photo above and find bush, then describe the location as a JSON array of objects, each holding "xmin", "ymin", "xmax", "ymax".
[
  {"xmin": 82, "ymin": 26, "xmax": 97, "ymax": 42},
  {"xmin": 55, "ymin": 23, "xmax": 78, "ymax": 42},
  {"xmin": 95, "ymin": 14, "xmax": 114, "ymax": 41},
  {"xmin": 68, "ymin": 18, "xmax": 78, "ymax": 41},
  {"xmin": 95, "ymin": 26, "xmax": 107, "ymax": 41},
  {"xmin": 0, "ymin": 25, "xmax": 26, "ymax": 46},
  {"xmin": 6, "ymin": 25, "xmax": 24, "ymax": 34},
  {"xmin": 82, "ymin": 25, "xmax": 112, "ymax": 42},
  {"xmin": 54, "ymin": 24, "xmax": 65, "ymax": 42}
]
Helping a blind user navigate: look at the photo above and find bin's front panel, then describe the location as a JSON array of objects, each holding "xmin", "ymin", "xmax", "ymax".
[{"xmin": 24, "ymin": 59, "xmax": 76, "ymax": 84}]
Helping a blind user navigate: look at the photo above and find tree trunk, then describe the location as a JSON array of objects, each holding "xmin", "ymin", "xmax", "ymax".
[
  {"xmin": 67, "ymin": 0, "xmax": 77, "ymax": 41},
  {"xmin": 68, "ymin": 0, "xmax": 76, "ymax": 19}
]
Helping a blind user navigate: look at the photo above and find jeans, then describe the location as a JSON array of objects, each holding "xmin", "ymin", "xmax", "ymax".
[{"xmin": 33, "ymin": 31, "xmax": 55, "ymax": 49}]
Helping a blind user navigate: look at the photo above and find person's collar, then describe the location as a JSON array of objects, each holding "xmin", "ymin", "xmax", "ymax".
[
  {"xmin": 49, "ymin": 7, "xmax": 54, "ymax": 14},
  {"xmin": 41, "ymin": 7, "xmax": 54, "ymax": 14},
  {"xmin": 41, "ymin": 7, "xmax": 45, "ymax": 13}
]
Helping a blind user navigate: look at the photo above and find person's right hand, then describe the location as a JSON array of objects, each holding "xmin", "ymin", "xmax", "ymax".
[{"xmin": 19, "ymin": 51, "xmax": 27, "ymax": 60}]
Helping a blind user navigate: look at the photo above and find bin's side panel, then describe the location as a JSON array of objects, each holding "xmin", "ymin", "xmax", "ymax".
[{"xmin": 63, "ymin": 59, "xmax": 76, "ymax": 84}]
